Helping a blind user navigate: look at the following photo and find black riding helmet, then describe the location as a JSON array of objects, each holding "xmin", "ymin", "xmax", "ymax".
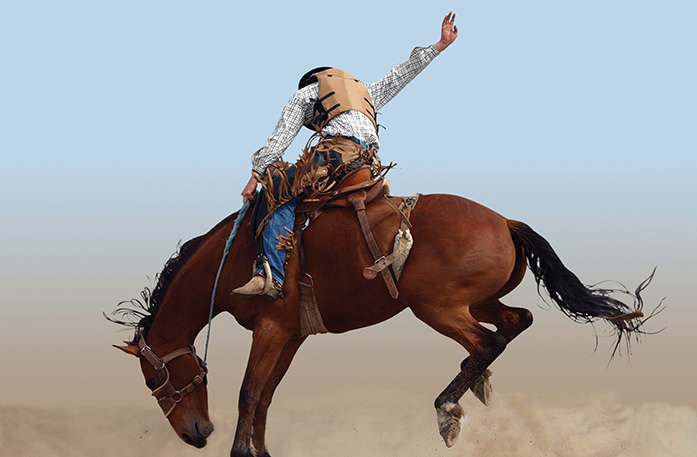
[{"xmin": 298, "ymin": 66, "xmax": 332, "ymax": 90}]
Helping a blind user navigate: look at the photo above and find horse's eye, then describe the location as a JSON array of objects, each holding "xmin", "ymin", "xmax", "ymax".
[{"xmin": 146, "ymin": 378, "xmax": 157, "ymax": 390}]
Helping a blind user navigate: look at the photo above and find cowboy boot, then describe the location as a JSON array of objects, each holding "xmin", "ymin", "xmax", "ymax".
[
  {"xmin": 232, "ymin": 271, "xmax": 283, "ymax": 300},
  {"xmin": 232, "ymin": 257, "xmax": 279, "ymax": 299},
  {"xmin": 231, "ymin": 273, "xmax": 270, "ymax": 297}
]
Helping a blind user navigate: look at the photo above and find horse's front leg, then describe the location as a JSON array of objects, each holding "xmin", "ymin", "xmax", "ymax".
[
  {"xmin": 231, "ymin": 318, "xmax": 295, "ymax": 457},
  {"xmin": 251, "ymin": 336, "xmax": 306, "ymax": 457}
]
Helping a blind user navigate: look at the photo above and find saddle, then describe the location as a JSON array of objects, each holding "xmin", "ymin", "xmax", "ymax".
[
  {"xmin": 295, "ymin": 166, "xmax": 385, "ymax": 215},
  {"xmin": 294, "ymin": 166, "xmax": 404, "ymax": 300}
]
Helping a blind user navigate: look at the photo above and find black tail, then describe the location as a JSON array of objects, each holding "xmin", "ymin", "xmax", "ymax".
[{"xmin": 508, "ymin": 220, "xmax": 659, "ymax": 356}]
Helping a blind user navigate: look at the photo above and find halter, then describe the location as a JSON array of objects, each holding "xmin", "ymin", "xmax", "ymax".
[{"xmin": 137, "ymin": 332, "xmax": 208, "ymax": 417}]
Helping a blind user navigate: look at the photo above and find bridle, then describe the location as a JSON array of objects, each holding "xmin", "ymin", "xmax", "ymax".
[
  {"xmin": 132, "ymin": 202, "xmax": 249, "ymax": 419},
  {"xmin": 137, "ymin": 332, "xmax": 208, "ymax": 417}
]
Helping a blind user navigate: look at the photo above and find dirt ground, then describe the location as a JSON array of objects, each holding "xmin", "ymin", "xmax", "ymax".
[{"xmin": 2, "ymin": 389, "xmax": 695, "ymax": 457}]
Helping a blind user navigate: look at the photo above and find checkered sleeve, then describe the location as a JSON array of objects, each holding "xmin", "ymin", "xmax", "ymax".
[
  {"xmin": 251, "ymin": 84, "xmax": 319, "ymax": 173},
  {"xmin": 367, "ymin": 45, "xmax": 440, "ymax": 111}
]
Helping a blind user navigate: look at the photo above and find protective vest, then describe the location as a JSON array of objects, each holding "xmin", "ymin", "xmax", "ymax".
[{"xmin": 310, "ymin": 69, "xmax": 377, "ymax": 134}]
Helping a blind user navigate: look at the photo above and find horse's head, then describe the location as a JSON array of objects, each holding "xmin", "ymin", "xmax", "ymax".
[{"xmin": 116, "ymin": 334, "xmax": 214, "ymax": 448}]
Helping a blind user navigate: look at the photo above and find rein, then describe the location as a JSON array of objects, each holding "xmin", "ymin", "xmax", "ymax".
[{"xmin": 203, "ymin": 199, "xmax": 250, "ymax": 365}]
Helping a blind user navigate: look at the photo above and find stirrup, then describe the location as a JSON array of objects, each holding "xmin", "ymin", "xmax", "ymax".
[
  {"xmin": 252, "ymin": 255, "xmax": 274, "ymax": 295},
  {"xmin": 258, "ymin": 257, "xmax": 274, "ymax": 295},
  {"xmin": 258, "ymin": 258, "xmax": 283, "ymax": 300},
  {"xmin": 262, "ymin": 280, "xmax": 283, "ymax": 301}
]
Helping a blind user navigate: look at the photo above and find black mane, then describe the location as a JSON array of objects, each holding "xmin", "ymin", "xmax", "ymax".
[{"xmin": 106, "ymin": 211, "xmax": 240, "ymax": 341}]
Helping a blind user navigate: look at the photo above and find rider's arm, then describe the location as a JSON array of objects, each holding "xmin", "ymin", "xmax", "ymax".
[
  {"xmin": 366, "ymin": 46, "xmax": 440, "ymax": 112},
  {"xmin": 367, "ymin": 12, "xmax": 458, "ymax": 111},
  {"xmin": 250, "ymin": 84, "xmax": 318, "ymax": 174}
]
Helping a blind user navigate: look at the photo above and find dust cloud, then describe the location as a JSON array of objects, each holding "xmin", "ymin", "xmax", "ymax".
[{"xmin": 2, "ymin": 390, "xmax": 695, "ymax": 457}]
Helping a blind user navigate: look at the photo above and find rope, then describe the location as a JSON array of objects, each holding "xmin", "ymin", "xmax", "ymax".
[{"xmin": 203, "ymin": 199, "xmax": 250, "ymax": 365}]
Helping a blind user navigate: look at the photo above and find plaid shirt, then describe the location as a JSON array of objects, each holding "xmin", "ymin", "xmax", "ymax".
[{"xmin": 251, "ymin": 45, "xmax": 440, "ymax": 173}]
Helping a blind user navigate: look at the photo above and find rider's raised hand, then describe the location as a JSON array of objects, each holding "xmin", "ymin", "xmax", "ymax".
[{"xmin": 434, "ymin": 11, "xmax": 458, "ymax": 52}]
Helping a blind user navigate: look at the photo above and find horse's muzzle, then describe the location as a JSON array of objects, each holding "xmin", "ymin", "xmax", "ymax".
[{"xmin": 181, "ymin": 420, "xmax": 214, "ymax": 448}]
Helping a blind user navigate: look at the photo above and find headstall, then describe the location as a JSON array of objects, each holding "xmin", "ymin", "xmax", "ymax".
[{"xmin": 137, "ymin": 332, "xmax": 208, "ymax": 417}]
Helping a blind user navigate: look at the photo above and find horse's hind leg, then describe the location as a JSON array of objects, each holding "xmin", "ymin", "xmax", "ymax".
[
  {"xmin": 414, "ymin": 305, "xmax": 508, "ymax": 447},
  {"xmin": 471, "ymin": 300, "xmax": 533, "ymax": 343},
  {"xmin": 465, "ymin": 300, "xmax": 533, "ymax": 404}
]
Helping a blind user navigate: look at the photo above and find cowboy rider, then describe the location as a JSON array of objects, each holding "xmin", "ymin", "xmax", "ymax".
[{"xmin": 233, "ymin": 12, "xmax": 458, "ymax": 300}]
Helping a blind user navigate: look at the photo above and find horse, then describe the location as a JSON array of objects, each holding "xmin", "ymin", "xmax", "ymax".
[{"xmin": 109, "ymin": 193, "xmax": 654, "ymax": 456}]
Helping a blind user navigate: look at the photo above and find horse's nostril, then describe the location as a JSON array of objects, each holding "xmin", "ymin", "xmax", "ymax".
[
  {"xmin": 181, "ymin": 430, "xmax": 207, "ymax": 449},
  {"xmin": 196, "ymin": 420, "xmax": 215, "ymax": 438}
]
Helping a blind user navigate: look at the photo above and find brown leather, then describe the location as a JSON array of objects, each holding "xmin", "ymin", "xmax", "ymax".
[
  {"xmin": 327, "ymin": 177, "xmax": 385, "ymax": 208},
  {"xmin": 310, "ymin": 136, "xmax": 369, "ymax": 176},
  {"xmin": 382, "ymin": 195, "xmax": 413, "ymax": 229},
  {"xmin": 347, "ymin": 192, "xmax": 400, "ymax": 299},
  {"xmin": 293, "ymin": 166, "xmax": 398, "ymax": 298},
  {"xmin": 346, "ymin": 190, "xmax": 367, "ymax": 209},
  {"xmin": 137, "ymin": 333, "xmax": 208, "ymax": 418},
  {"xmin": 295, "ymin": 167, "xmax": 385, "ymax": 214},
  {"xmin": 294, "ymin": 198, "xmax": 328, "ymax": 216},
  {"xmin": 336, "ymin": 166, "xmax": 372, "ymax": 190}
]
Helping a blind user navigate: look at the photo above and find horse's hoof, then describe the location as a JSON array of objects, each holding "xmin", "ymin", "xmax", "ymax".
[
  {"xmin": 436, "ymin": 402, "xmax": 464, "ymax": 447},
  {"xmin": 471, "ymin": 369, "xmax": 493, "ymax": 406}
]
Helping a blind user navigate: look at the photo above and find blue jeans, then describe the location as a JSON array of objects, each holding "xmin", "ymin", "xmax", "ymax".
[
  {"xmin": 256, "ymin": 196, "xmax": 297, "ymax": 283},
  {"xmin": 252, "ymin": 135, "xmax": 369, "ymax": 285}
]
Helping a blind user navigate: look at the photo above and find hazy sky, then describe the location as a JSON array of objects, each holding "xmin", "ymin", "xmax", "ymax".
[{"xmin": 1, "ymin": 1, "xmax": 695, "ymax": 412}]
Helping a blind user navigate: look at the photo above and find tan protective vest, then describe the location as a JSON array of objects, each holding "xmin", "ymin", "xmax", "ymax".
[{"xmin": 310, "ymin": 69, "xmax": 377, "ymax": 133}]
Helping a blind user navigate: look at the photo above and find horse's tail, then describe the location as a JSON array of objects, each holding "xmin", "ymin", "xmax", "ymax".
[{"xmin": 507, "ymin": 219, "xmax": 654, "ymax": 355}]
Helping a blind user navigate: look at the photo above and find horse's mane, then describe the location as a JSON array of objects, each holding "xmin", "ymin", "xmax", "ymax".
[{"xmin": 106, "ymin": 211, "xmax": 240, "ymax": 342}]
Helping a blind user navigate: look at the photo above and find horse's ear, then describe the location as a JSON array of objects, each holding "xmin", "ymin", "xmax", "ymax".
[{"xmin": 114, "ymin": 342, "xmax": 140, "ymax": 357}]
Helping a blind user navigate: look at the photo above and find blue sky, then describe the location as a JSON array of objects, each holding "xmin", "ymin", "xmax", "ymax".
[{"xmin": 1, "ymin": 1, "xmax": 695, "ymax": 408}]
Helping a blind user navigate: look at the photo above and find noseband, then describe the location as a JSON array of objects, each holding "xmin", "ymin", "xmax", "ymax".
[{"xmin": 137, "ymin": 333, "xmax": 208, "ymax": 417}]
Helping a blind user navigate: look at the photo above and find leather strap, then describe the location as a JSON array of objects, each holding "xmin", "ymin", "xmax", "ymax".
[
  {"xmin": 382, "ymin": 195, "xmax": 413, "ymax": 229},
  {"xmin": 348, "ymin": 191, "xmax": 399, "ymax": 299},
  {"xmin": 333, "ymin": 176, "xmax": 383, "ymax": 195},
  {"xmin": 137, "ymin": 333, "xmax": 208, "ymax": 418},
  {"xmin": 363, "ymin": 229, "xmax": 412, "ymax": 277}
]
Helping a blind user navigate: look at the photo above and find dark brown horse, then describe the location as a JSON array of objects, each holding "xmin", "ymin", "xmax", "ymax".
[{"xmin": 110, "ymin": 194, "xmax": 652, "ymax": 456}]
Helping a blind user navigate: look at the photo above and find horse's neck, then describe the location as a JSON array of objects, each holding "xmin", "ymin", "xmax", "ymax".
[
  {"xmin": 146, "ymin": 290, "xmax": 208, "ymax": 352},
  {"xmin": 147, "ymin": 228, "xmax": 233, "ymax": 350},
  {"xmin": 147, "ymin": 211, "xmax": 261, "ymax": 349}
]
